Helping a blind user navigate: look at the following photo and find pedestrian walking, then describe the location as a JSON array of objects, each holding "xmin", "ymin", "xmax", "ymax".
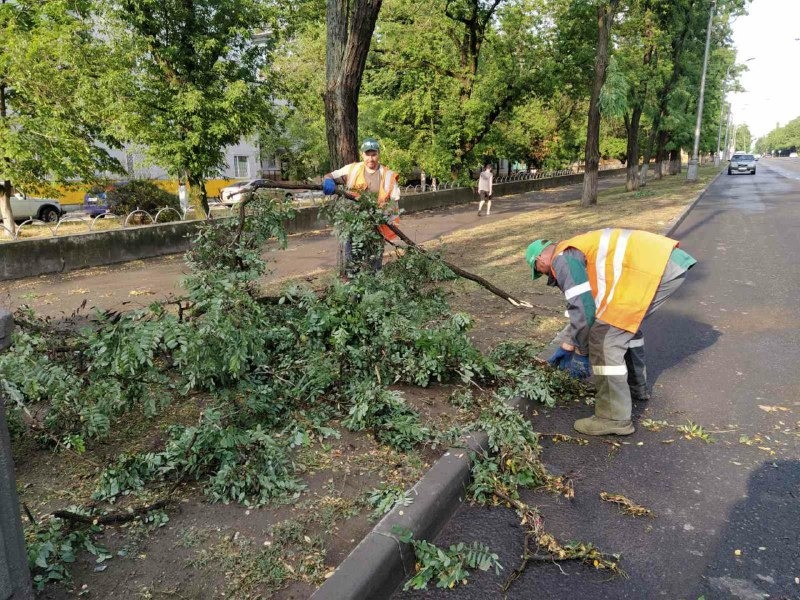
[
  {"xmin": 323, "ymin": 138, "xmax": 401, "ymax": 276},
  {"xmin": 525, "ymin": 229, "xmax": 697, "ymax": 436},
  {"xmin": 477, "ymin": 163, "xmax": 493, "ymax": 216}
]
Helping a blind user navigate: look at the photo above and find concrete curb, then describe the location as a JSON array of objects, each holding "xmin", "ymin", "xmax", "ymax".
[
  {"xmin": 662, "ymin": 168, "xmax": 723, "ymax": 237},
  {"xmin": 311, "ymin": 395, "xmax": 535, "ymax": 600}
]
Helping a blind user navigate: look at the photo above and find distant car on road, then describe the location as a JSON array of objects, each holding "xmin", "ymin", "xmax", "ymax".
[
  {"xmin": 10, "ymin": 193, "xmax": 64, "ymax": 222},
  {"xmin": 728, "ymin": 154, "xmax": 757, "ymax": 175},
  {"xmin": 219, "ymin": 179, "xmax": 297, "ymax": 205},
  {"xmin": 754, "ymin": 154, "xmax": 761, "ymax": 161},
  {"xmin": 790, "ymin": 152, "xmax": 799, "ymax": 158}
]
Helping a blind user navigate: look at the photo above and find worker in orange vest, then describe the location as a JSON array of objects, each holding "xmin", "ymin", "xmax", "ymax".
[
  {"xmin": 323, "ymin": 138, "xmax": 401, "ymax": 276},
  {"xmin": 525, "ymin": 229, "xmax": 697, "ymax": 436}
]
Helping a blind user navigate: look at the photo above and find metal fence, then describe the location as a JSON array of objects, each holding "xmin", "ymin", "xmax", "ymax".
[{"xmin": 2, "ymin": 165, "xmax": 623, "ymax": 240}]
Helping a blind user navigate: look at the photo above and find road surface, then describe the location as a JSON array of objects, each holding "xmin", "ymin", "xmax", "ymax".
[{"xmin": 398, "ymin": 159, "xmax": 800, "ymax": 599}]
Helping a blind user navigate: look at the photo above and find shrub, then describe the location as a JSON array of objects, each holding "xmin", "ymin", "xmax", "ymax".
[{"xmin": 106, "ymin": 180, "xmax": 181, "ymax": 220}]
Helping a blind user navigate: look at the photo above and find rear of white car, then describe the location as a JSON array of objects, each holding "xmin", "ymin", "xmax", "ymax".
[{"xmin": 728, "ymin": 154, "xmax": 756, "ymax": 175}]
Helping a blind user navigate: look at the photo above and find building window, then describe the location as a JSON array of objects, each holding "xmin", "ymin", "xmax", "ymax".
[{"xmin": 234, "ymin": 156, "xmax": 250, "ymax": 178}]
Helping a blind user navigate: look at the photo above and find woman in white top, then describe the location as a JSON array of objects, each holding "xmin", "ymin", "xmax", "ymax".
[{"xmin": 477, "ymin": 163, "xmax": 493, "ymax": 216}]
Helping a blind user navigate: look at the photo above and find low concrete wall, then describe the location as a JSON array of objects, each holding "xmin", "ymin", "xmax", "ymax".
[
  {"xmin": 1, "ymin": 168, "xmax": 626, "ymax": 281},
  {"xmin": 0, "ymin": 221, "xmax": 203, "ymax": 281}
]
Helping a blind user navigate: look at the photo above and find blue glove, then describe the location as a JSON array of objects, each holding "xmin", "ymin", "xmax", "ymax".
[
  {"xmin": 322, "ymin": 178, "xmax": 336, "ymax": 195},
  {"xmin": 567, "ymin": 354, "xmax": 592, "ymax": 380},
  {"xmin": 548, "ymin": 347, "xmax": 574, "ymax": 370}
]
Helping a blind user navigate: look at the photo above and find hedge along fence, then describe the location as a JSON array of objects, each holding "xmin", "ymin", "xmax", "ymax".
[{"xmin": 0, "ymin": 168, "xmax": 626, "ymax": 281}]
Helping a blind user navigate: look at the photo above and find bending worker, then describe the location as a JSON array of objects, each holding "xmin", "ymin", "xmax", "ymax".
[
  {"xmin": 323, "ymin": 138, "xmax": 401, "ymax": 275},
  {"xmin": 525, "ymin": 229, "xmax": 696, "ymax": 436}
]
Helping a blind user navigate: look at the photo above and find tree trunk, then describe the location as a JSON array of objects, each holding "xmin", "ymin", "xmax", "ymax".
[
  {"xmin": 0, "ymin": 79, "xmax": 15, "ymax": 237},
  {"xmin": 324, "ymin": 0, "xmax": 382, "ymax": 168},
  {"xmin": 669, "ymin": 149, "xmax": 680, "ymax": 174},
  {"xmin": 187, "ymin": 172, "xmax": 210, "ymax": 217},
  {"xmin": 654, "ymin": 130, "xmax": 668, "ymax": 180},
  {"xmin": 0, "ymin": 181, "xmax": 15, "ymax": 238},
  {"xmin": 639, "ymin": 121, "xmax": 659, "ymax": 187},
  {"xmin": 581, "ymin": 1, "xmax": 619, "ymax": 207},
  {"xmin": 625, "ymin": 103, "xmax": 644, "ymax": 192}
]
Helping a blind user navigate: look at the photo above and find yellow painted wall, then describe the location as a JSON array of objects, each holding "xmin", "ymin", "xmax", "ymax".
[{"xmin": 57, "ymin": 179, "xmax": 240, "ymax": 205}]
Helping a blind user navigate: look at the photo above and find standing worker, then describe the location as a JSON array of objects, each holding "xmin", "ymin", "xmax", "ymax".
[
  {"xmin": 323, "ymin": 138, "xmax": 401, "ymax": 275},
  {"xmin": 477, "ymin": 163, "xmax": 493, "ymax": 216},
  {"xmin": 525, "ymin": 229, "xmax": 696, "ymax": 436}
]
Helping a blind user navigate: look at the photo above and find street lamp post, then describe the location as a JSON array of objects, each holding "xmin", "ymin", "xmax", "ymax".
[{"xmin": 687, "ymin": 0, "xmax": 717, "ymax": 182}]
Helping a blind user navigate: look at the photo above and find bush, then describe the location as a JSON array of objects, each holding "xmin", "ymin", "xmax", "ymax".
[{"xmin": 106, "ymin": 180, "xmax": 181, "ymax": 220}]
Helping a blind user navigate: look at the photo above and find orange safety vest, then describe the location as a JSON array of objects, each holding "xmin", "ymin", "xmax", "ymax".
[
  {"xmin": 344, "ymin": 162, "xmax": 400, "ymax": 241},
  {"xmin": 552, "ymin": 229, "xmax": 679, "ymax": 333}
]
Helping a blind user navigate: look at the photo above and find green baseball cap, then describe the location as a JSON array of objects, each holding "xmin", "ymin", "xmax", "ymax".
[
  {"xmin": 360, "ymin": 138, "xmax": 380, "ymax": 152},
  {"xmin": 525, "ymin": 239, "xmax": 554, "ymax": 280}
]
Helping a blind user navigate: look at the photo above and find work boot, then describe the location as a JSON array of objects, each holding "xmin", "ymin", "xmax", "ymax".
[{"xmin": 573, "ymin": 416, "xmax": 635, "ymax": 436}]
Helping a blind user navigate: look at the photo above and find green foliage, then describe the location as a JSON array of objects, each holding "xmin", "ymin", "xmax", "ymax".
[
  {"xmin": 0, "ymin": 0, "xmax": 123, "ymax": 228},
  {"xmin": 755, "ymin": 115, "xmax": 800, "ymax": 154},
  {"xmin": 366, "ymin": 485, "xmax": 413, "ymax": 520},
  {"xmin": 100, "ymin": 0, "xmax": 278, "ymax": 201},
  {"xmin": 26, "ymin": 516, "xmax": 110, "ymax": 590},
  {"xmin": 106, "ymin": 180, "xmax": 181, "ymax": 217},
  {"xmin": 393, "ymin": 526, "xmax": 502, "ymax": 590}
]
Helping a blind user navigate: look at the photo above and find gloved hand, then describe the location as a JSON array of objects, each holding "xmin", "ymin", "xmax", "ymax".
[
  {"xmin": 548, "ymin": 347, "xmax": 574, "ymax": 370},
  {"xmin": 567, "ymin": 353, "xmax": 592, "ymax": 380},
  {"xmin": 322, "ymin": 178, "xmax": 336, "ymax": 195}
]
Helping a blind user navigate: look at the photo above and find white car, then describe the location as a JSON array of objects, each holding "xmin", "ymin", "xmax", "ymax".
[
  {"xmin": 219, "ymin": 179, "xmax": 295, "ymax": 205},
  {"xmin": 790, "ymin": 152, "xmax": 799, "ymax": 159},
  {"xmin": 10, "ymin": 193, "xmax": 63, "ymax": 222}
]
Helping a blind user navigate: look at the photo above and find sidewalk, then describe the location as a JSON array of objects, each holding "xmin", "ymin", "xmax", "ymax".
[{"xmin": 1, "ymin": 177, "xmax": 626, "ymax": 317}]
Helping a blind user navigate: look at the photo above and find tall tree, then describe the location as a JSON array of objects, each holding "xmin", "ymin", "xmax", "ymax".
[
  {"xmin": 324, "ymin": 0, "xmax": 383, "ymax": 167},
  {"xmin": 363, "ymin": 0, "xmax": 545, "ymax": 179},
  {"xmin": 0, "ymin": 0, "xmax": 121, "ymax": 236},
  {"xmin": 103, "ymin": 0, "xmax": 275, "ymax": 215},
  {"xmin": 581, "ymin": 0, "xmax": 621, "ymax": 207}
]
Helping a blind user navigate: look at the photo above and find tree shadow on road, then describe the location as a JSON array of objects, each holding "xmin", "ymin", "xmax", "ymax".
[
  {"xmin": 689, "ymin": 459, "xmax": 800, "ymax": 600},
  {"xmin": 641, "ymin": 311, "xmax": 721, "ymax": 390}
]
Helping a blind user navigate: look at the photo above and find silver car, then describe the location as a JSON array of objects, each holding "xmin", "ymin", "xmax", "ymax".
[
  {"xmin": 728, "ymin": 154, "xmax": 756, "ymax": 175},
  {"xmin": 10, "ymin": 193, "xmax": 64, "ymax": 222}
]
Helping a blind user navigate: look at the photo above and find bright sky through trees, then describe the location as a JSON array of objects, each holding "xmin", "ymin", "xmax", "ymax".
[{"xmin": 730, "ymin": 0, "xmax": 800, "ymax": 139}]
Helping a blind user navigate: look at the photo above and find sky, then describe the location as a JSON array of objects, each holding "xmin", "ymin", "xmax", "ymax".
[{"xmin": 728, "ymin": 0, "xmax": 800, "ymax": 140}]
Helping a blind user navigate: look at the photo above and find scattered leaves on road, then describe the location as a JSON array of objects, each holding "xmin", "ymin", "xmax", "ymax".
[
  {"xmin": 548, "ymin": 433, "xmax": 589, "ymax": 446},
  {"xmin": 677, "ymin": 421, "xmax": 714, "ymax": 444},
  {"xmin": 600, "ymin": 492, "xmax": 654, "ymax": 518},
  {"xmin": 641, "ymin": 419, "xmax": 670, "ymax": 432}
]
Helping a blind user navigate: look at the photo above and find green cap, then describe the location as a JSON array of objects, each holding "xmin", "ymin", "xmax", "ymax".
[
  {"xmin": 360, "ymin": 138, "xmax": 380, "ymax": 152},
  {"xmin": 525, "ymin": 239, "xmax": 554, "ymax": 280}
]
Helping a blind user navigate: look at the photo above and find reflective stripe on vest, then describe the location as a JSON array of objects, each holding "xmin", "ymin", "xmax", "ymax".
[
  {"xmin": 344, "ymin": 162, "xmax": 400, "ymax": 241},
  {"xmin": 553, "ymin": 229, "xmax": 678, "ymax": 333}
]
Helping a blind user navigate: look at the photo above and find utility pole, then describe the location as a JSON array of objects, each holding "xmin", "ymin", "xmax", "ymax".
[
  {"xmin": 715, "ymin": 102, "xmax": 728, "ymax": 167},
  {"xmin": 687, "ymin": 0, "xmax": 716, "ymax": 182},
  {"xmin": 0, "ymin": 310, "xmax": 34, "ymax": 600}
]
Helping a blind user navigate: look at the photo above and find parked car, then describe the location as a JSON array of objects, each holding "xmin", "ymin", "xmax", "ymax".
[
  {"xmin": 728, "ymin": 154, "xmax": 757, "ymax": 175},
  {"xmin": 219, "ymin": 179, "xmax": 294, "ymax": 205},
  {"xmin": 83, "ymin": 189, "xmax": 110, "ymax": 217},
  {"xmin": 790, "ymin": 152, "xmax": 799, "ymax": 158},
  {"xmin": 10, "ymin": 193, "xmax": 64, "ymax": 222}
]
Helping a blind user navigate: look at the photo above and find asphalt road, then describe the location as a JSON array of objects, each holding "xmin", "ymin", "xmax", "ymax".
[{"xmin": 397, "ymin": 159, "xmax": 800, "ymax": 600}]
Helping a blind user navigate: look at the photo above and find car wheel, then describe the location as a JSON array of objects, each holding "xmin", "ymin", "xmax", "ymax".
[
  {"xmin": 751, "ymin": 170, "xmax": 756, "ymax": 175},
  {"xmin": 284, "ymin": 192, "xmax": 294, "ymax": 202},
  {"xmin": 38, "ymin": 206, "xmax": 60, "ymax": 222}
]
